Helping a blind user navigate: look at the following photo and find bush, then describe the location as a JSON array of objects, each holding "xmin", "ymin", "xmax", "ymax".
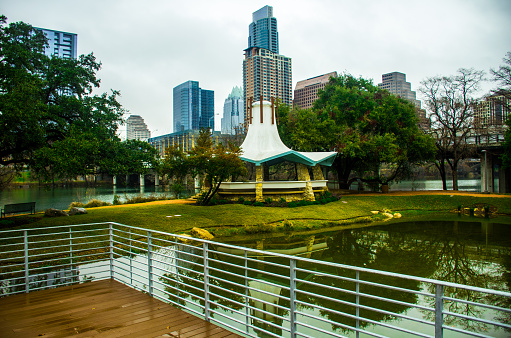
[
  {"xmin": 84, "ymin": 199, "xmax": 111, "ymax": 208},
  {"xmin": 112, "ymin": 195, "xmax": 121, "ymax": 205},
  {"xmin": 264, "ymin": 197, "xmax": 273, "ymax": 204},
  {"xmin": 69, "ymin": 201, "xmax": 84, "ymax": 208},
  {"xmin": 238, "ymin": 197, "xmax": 245, "ymax": 204},
  {"xmin": 253, "ymin": 202, "xmax": 265, "ymax": 207},
  {"xmin": 288, "ymin": 202, "xmax": 298, "ymax": 208},
  {"xmin": 243, "ymin": 200, "xmax": 252, "ymax": 206}
]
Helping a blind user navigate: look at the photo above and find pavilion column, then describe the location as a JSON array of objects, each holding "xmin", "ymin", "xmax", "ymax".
[
  {"xmin": 140, "ymin": 174, "xmax": 145, "ymax": 187},
  {"xmin": 113, "ymin": 175, "xmax": 117, "ymax": 186},
  {"xmin": 297, "ymin": 163, "xmax": 315, "ymax": 201},
  {"xmin": 154, "ymin": 173, "xmax": 159, "ymax": 186},
  {"xmin": 312, "ymin": 164, "xmax": 328, "ymax": 192},
  {"xmin": 255, "ymin": 165, "xmax": 264, "ymax": 202}
]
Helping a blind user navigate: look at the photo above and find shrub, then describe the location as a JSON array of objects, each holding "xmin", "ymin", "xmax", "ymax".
[
  {"xmin": 243, "ymin": 200, "xmax": 252, "ymax": 206},
  {"xmin": 112, "ymin": 195, "xmax": 122, "ymax": 205},
  {"xmin": 264, "ymin": 197, "xmax": 273, "ymax": 204},
  {"xmin": 84, "ymin": 199, "xmax": 111, "ymax": 208},
  {"xmin": 253, "ymin": 202, "xmax": 265, "ymax": 207},
  {"xmin": 288, "ymin": 202, "xmax": 298, "ymax": 208},
  {"xmin": 69, "ymin": 201, "xmax": 84, "ymax": 208},
  {"xmin": 238, "ymin": 197, "xmax": 245, "ymax": 204}
]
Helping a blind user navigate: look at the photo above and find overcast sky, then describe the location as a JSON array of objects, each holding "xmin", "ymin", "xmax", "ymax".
[{"xmin": 3, "ymin": 0, "xmax": 511, "ymax": 137}]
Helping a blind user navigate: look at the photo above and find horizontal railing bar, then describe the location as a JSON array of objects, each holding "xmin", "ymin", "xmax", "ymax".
[
  {"xmin": 296, "ymin": 319, "xmax": 387, "ymax": 338},
  {"xmin": 297, "ymin": 308, "xmax": 433, "ymax": 338},
  {"xmin": 296, "ymin": 296, "xmax": 435, "ymax": 328},
  {"xmin": 444, "ymin": 310, "xmax": 511, "ymax": 330},
  {"xmin": 442, "ymin": 324, "xmax": 495, "ymax": 338},
  {"xmin": 443, "ymin": 295, "xmax": 511, "ymax": 314}
]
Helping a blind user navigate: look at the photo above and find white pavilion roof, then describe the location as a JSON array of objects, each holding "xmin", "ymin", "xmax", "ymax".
[{"xmin": 239, "ymin": 100, "xmax": 337, "ymax": 166}]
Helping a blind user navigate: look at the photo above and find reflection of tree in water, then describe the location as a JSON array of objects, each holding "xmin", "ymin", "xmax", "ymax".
[
  {"xmin": 421, "ymin": 221, "xmax": 511, "ymax": 333},
  {"xmin": 311, "ymin": 221, "xmax": 511, "ymax": 335},
  {"xmin": 295, "ymin": 229, "xmax": 436, "ymax": 333},
  {"xmin": 161, "ymin": 244, "xmax": 246, "ymax": 314}
]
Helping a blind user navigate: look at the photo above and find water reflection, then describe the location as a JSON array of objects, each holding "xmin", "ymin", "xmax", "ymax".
[{"xmin": 75, "ymin": 220, "xmax": 511, "ymax": 337}]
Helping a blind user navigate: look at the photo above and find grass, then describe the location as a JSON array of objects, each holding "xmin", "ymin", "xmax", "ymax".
[{"xmin": 1, "ymin": 193, "xmax": 511, "ymax": 237}]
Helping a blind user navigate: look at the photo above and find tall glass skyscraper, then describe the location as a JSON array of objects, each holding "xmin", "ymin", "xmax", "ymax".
[
  {"xmin": 243, "ymin": 6, "xmax": 292, "ymax": 120},
  {"xmin": 36, "ymin": 28, "xmax": 77, "ymax": 59},
  {"xmin": 221, "ymin": 86, "xmax": 244, "ymax": 135},
  {"xmin": 248, "ymin": 5, "xmax": 279, "ymax": 54},
  {"xmin": 173, "ymin": 81, "xmax": 214, "ymax": 132}
]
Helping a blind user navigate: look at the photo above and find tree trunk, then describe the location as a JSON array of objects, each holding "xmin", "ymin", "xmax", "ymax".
[
  {"xmin": 447, "ymin": 158, "xmax": 459, "ymax": 191},
  {"xmin": 434, "ymin": 159, "xmax": 448, "ymax": 190},
  {"xmin": 334, "ymin": 157, "xmax": 354, "ymax": 190}
]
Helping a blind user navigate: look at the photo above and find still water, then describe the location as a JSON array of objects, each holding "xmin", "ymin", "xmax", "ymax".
[
  {"xmin": 1, "ymin": 179, "xmax": 481, "ymax": 212},
  {"xmin": 218, "ymin": 219, "xmax": 511, "ymax": 337},
  {"xmin": 0, "ymin": 186, "xmax": 174, "ymax": 211}
]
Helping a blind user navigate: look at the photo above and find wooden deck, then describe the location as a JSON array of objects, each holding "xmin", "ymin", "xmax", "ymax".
[{"xmin": 0, "ymin": 279, "xmax": 242, "ymax": 338}]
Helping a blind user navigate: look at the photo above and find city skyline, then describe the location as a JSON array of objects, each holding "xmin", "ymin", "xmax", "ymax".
[{"xmin": 3, "ymin": 0, "xmax": 510, "ymax": 137}]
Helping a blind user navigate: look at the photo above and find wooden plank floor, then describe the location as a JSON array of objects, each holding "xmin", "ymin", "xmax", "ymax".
[{"xmin": 0, "ymin": 279, "xmax": 242, "ymax": 338}]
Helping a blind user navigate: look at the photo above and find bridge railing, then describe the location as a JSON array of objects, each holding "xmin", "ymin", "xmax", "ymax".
[{"xmin": 1, "ymin": 222, "xmax": 511, "ymax": 338}]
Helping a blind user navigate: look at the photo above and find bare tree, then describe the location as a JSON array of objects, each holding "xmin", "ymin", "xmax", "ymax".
[{"xmin": 420, "ymin": 68, "xmax": 485, "ymax": 190}]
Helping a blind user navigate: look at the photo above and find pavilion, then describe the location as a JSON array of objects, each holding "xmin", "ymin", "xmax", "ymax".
[{"xmin": 217, "ymin": 98, "xmax": 337, "ymax": 202}]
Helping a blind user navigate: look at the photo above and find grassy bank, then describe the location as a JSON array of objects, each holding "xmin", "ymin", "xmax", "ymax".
[{"xmin": 1, "ymin": 192, "xmax": 510, "ymax": 237}]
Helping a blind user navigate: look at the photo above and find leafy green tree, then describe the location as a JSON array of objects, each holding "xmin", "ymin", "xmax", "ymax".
[
  {"xmin": 160, "ymin": 145, "xmax": 190, "ymax": 197},
  {"xmin": 0, "ymin": 16, "xmax": 124, "ymax": 176},
  {"xmin": 188, "ymin": 129, "xmax": 247, "ymax": 205},
  {"xmin": 280, "ymin": 74, "xmax": 436, "ymax": 189}
]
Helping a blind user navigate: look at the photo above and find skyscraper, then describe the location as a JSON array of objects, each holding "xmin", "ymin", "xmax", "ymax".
[
  {"xmin": 126, "ymin": 115, "xmax": 151, "ymax": 142},
  {"xmin": 243, "ymin": 6, "xmax": 292, "ymax": 121},
  {"xmin": 173, "ymin": 81, "xmax": 214, "ymax": 132},
  {"xmin": 248, "ymin": 5, "xmax": 279, "ymax": 54},
  {"xmin": 293, "ymin": 72, "xmax": 337, "ymax": 109},
  {"xmin": 221, "ymin": 86, "xmax": 244, "ymax": 135},
  {"xmin": 474, "ymin": 95, "xmax": 511, "ymax": 128},
  {"xmin": 377, "ymin": 72, "xmax": 421, "ymax": 108},
  {"xmin": 36, "ymin": 28, "xmax": 77, "ymax": 59},
  {"xmin": 378, "ymin": 72, "xmax": 429, "ymax": 129}
]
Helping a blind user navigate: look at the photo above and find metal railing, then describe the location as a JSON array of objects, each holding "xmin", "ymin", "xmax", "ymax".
[{"xmin": 1, "ymin": 222, "xmax": 510, "ymax": 338}]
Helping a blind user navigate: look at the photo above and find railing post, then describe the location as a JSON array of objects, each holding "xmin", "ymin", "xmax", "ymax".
[
  {"xmin": 69, "ymin": 227, "xmax": 73, "ymax": 267},
  {"xmin": 290, "ymin": 258, "xmax": 297, "ymax": 337},
  {"xmin": 109, "ymin": 223, "xmax": 114, "ymax": 279},
  {"xmin": 203, "ymin": 242, "xmax": 210, "ymax": 321},
  {"xmin": 24, "ymin": 230, "xmax": 29, "ymax": 293},
  {"xmin": 356, "ymin": 271, "xmax": 360, "ymax": 338},
  {"xmin": 129, "ymin": 228, "xmax": 133, "ymax": 286},
  {"xmin": 435, "ymin": 284, "xmax": 444, "ymax": 338},
  {"xmin": 147, "ymin": 231, "xmax": 153, "ymax": 296},
  {"xmin": 245, "ymin": 250, "xmax": 249, "ymax": 334}
]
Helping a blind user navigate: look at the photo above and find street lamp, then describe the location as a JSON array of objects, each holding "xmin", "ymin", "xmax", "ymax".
[{"xmin": 482, "ymin": 149, "xmax": 488, "ymax": 193}]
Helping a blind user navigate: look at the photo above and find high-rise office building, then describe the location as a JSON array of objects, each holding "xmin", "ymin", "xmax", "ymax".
[
  {"xmin": 173, "ymin": 81, "xmax": 214, "ymax": 132},
  {"xmin": 243, "ymin": 6, "xmax": 292, "ymax": 120},
  {"xmin": 378, "ymin": 72, "xmax": 430, "ymax": 129},
  {"xmin": 36, "ymin": 28, "xmax": 77, "ymax": 59},
  {"xmin": 221, "ymin": 86, "xmax": 244, "ymax": 135},
  {"xmin": 377, "ymin": 72, "xmax": 421, "ymax": 108},
  {"xmin": 474, "ymin": 95, "xmax": 510, "ymax": 128},
  {"xmin": 248, "ymin": 5, "xmax": 279, "ymax": 54},
  {"xmin": 126, "ymin": 115, "xmax": 151, "ymax": 142},
  {"xmin": 293, "ymin": 72, "xmax": 337, "ymax": 109}
]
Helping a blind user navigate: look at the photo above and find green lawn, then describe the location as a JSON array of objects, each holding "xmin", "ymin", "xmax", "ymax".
[{"xmin": 2, "ymin": 193, "xmax": 510, "ymax": 237}]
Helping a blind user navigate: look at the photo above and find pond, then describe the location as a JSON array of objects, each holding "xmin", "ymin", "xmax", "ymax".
[
  {"xmin": 0, "ymin": 185, "xmax": 186, "ymax": 212},
  {"xmin": 213, "ymin": 218, "xmax": 511, "ymax": 337}
]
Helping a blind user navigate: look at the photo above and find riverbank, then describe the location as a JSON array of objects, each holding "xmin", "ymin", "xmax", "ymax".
[{"xmin": 1, "ymin": 191, "xmax": 510, "ymax": 237}]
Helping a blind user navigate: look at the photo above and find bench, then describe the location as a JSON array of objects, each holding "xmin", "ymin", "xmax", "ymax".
[{"xmin": 1, "ymin": 202, "xmax": 36, "ymax": 218}]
